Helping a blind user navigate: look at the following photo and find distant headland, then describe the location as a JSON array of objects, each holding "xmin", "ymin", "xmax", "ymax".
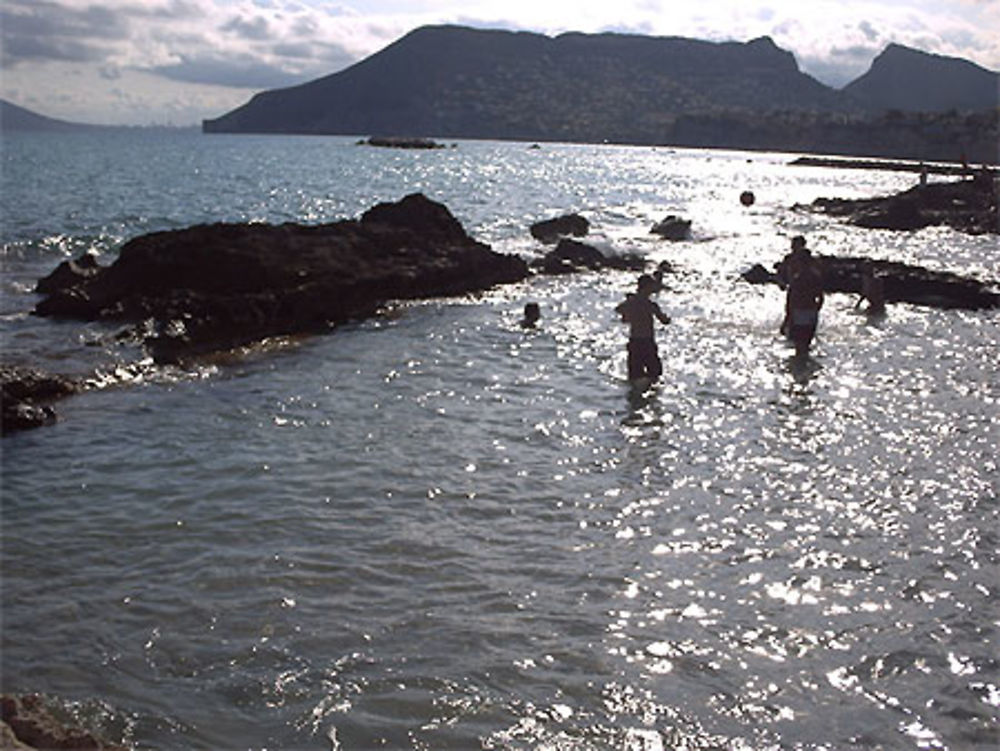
[
  {"xmin": 0, "ymin": 99, "xmax": 197, "ymax": 134},
  {"xmin": 201, "ymin": 25, "xmax": 999, "ymax": 164}
]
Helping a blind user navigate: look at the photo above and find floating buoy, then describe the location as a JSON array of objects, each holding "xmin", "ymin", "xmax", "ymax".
[{"xmin": 740, "ymin": 190, "xmax": 756, "ymax": 207}]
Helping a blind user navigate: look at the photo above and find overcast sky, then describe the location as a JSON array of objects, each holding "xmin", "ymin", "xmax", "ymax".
[{"xmin": 2, "ymin": 0, "xmax": 999, "ymax": 126}]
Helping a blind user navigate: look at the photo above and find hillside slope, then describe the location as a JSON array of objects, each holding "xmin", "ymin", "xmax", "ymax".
[
  {"xmin": 203, "ymin": 25, "xmax": 850, "ymax": 141},
  {"xmin": 844, "ymin": 43, "xmax": 999, "ymax": 113}
]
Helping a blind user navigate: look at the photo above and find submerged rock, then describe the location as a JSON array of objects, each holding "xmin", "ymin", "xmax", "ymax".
[
  {"xmin": 804, "ymin": 176, "xmax": 998, "ymax": 234},
  {"xmin": 0, "ymin": 365, "xmax": 81, "ymax": 434},
  {"xmin": 529, "ymin": 213, "xmax": 590, "ymax": 244},
  {"xmin": 650, "ymin": 215, "xmax": 691, "ymax": 240},
  {"xmin": 34, "ymin": 193, "xmax": 530, "ymax": 364},
  {"xmin": 741, "ymin": 255, "xmax": 999, "ymax": 310}
]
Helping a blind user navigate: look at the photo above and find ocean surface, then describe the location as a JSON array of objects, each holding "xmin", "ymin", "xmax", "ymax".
[{"xmin": 1, "ymin": 131, "xmax": 998, "ymax": 750}]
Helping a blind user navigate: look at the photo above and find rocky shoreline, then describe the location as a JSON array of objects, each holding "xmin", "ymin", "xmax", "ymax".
[
  {"xmin": 6, "ymin": 196, "xmax": 643, "ymax": 435},
  {"xmin": 5, "ymin": 182, "xmax": 998, "ymax": 435},
  {"xmin": 32, "ymin": 193, "xmax": 529, "ymax": 365},
  {"xmin": 1, "ymin": 366, "xmax": 83, "ymax": 435},
  {"xmin": 742, "ymin": 256, "xmax": 999, "ymax": 310},
  {"xmin": 790, "ymin": 156, "xmax": 998, "ymax": 177},
  {"xmin": 801, "ymin": 174, "xmax": 998, "ymax": 234}
]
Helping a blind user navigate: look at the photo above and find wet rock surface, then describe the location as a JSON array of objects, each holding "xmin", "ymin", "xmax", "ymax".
[
  {"xmin": 650, "ymin": 215, "xmax": 692, "ymax": 240},
  {"xmin": 529, "ymin": 213, "xmax": 590, "ymax": 244},
  {"xmin": 531, "ymin": 238, "xmax": 646, "ymax": 274},
  {"xmin": 0, "ymin": 365, "xmax": 82, "ymax": 435},
  {"xmin": 0, "ymin": 694, "xmax": 126, "ymax": 751},
  {"xmin": 33, "ymin": 193, "xmax": 530, "ymax": 365},
  {"xmin": 742, "ymin": 255, "xmax": 999, "ymax": 310},
  {"xmin": 804, "ymin": 176, "xmax": 998, "ymax": 234}
]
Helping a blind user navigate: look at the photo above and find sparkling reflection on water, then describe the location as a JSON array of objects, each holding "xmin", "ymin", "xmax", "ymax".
[{"xmin": 1, "ymin": 135, "xmax": 998, "ymax": 749}]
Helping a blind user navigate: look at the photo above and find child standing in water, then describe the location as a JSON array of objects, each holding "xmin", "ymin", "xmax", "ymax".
[{"xmin": 616, "ymin": 274, "xmax": 671, "ymax": 381}]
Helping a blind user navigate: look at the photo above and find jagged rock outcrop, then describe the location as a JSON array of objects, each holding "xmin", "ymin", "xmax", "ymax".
[
  {"xmin": 34, "ymin": 193, "xmax": 530, "ymax": 364},
  {"xmin": 34, "ymin": 251, "xmax": 102, "ymax": 294},
  {"xmin": 650, "ymin": 215, "xmax": 692, "ymax": 240},
  {"xmin": 0, "ymin": 366, "xmax": 81, "ymax": 434},
  {"xmin": 742, "ymin": 256, "xmax": 999, "ymax": 310},
  {"xmin": 530, "ymin": 214, "xmax": 590, "ymax": 244},
  {"xmin": 1, "ymin": 694, "xmax": 126, "ymax": 750},
  {"xmin": 805, "ymin": 176, "xmax": 998, "ymax": 234},
  {"xmin": 531, "ymin": 238, "xmax": 645, "ymax": 274}
]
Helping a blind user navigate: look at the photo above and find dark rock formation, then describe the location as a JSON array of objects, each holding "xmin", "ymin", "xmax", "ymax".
[
  {"xmin": 741, "ymin": 256, "xmax": 999, "ymax": 310},
  {"xmin": 1, "ymin": 694, "xmax": 126, "ymax": 750},
  {"xmin": 650, "ymin": 215, "xmax": 691, "ymax": 240},
  {"xmin": 358, "ymin": 136, "xmax": 447, "ymax": 149},
  {"xmin": 805, "ymin": 176, "xmax": 998, "ymax": 234},
  {"xmin": 1, "ymin": 366, "xmax": 81, "ymax": 434},
  {"xmin": 33, "ymin": 193, "xmax": 530, "ymax": 364},
  {"xmin": 531, "ymin": 238, "xmax": 645, "ymax": 274},
  {"xmin": 790, "ymin": 156, "xmax": 977, "ymax": 176},
  {"xmin": 35, "ymin": 251, "xmax": 102, "ymax": 295},
  {"xmin": 530, "ymin": 214, "xmax": 590, "ymax": 244}
]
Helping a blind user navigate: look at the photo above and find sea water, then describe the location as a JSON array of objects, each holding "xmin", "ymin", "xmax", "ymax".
[{"xmin": 1, "ymin": 131, "xmax": 997, "ymax": 749}]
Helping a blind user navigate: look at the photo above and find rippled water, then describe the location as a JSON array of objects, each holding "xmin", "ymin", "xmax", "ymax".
[{"xmin": 2, "ymin": 132, "xmax": 998, "ymax": 749}]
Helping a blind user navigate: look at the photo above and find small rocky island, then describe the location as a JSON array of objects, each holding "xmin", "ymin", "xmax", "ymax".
[
  {"xmin": 358, "ymin": 136, "xmax": 448, "ymax": 149},
  {"xmin": 33, "ymin": 193, "xmax": 529, "ymax": 365}
]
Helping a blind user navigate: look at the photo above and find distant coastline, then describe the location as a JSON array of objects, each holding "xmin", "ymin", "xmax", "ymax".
[
  {"xmin": 201, "ymin": 25, "xmax": 1000, "ymax": 165},
  {"xmin": 0, "ymin": 99, "xmax": 198, "ymax": 134}
]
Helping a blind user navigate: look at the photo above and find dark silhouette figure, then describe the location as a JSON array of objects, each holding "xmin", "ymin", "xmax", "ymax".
[
  {"xmin": 784, "ymin": 247, "xmax": 825, "ymax": 359},
  {"xmin": 616, "ymin": 274, "xmax": 671, "ymax": 382},
  {"xmin": 520, "ymin": 302, "xmax": 541, "ymax": 328}
]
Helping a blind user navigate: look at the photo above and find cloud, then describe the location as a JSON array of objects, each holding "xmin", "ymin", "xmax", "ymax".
[
  {"xmin": 0, "ymin": 0, "xmax": 129, "ymax": 66},
  {"xmin": 0, "ymin": 0, "xmax": 369, "ymax": 86},
  {"xmin": 222, "ymin": 13, "xmax": 274, "ymax": 42},
  {"xmin": 152, "ymin": 53, "xmax": 307, "ymax": 88}
]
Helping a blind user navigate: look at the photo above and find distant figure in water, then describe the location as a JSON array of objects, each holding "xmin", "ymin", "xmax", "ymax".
[
  {"xmin": 616, "ymin": 274, "xmax": 671, "ymax": 381},
  {"xmin": 855, "ymin": 261, "xmax": 886, "ymax": 315},
  {"xmin": 777, "ymin": 235, "xmax": 813, "ymax": 336},
  {"xmin": 784, "ymin": 243, "xmax": 825, "ymax": 359},
  {"xmin": 520, "ymin": 302, "xmax": 541, "ymax": 328}
]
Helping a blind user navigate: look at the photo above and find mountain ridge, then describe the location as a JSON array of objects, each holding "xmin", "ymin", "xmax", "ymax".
[
  {"xmin": 0, "ymin": 99, "xmax": 107, "ymax": 132},
  {"xmin": 844, "ymin": 43, "xmax": 1000, "ymax": 113},
  {"xmin": 201, "ymin": 25, "xmax": 998, "ymax": 162},
  {"xmin": 204, "ymin": 25, "xmax": 854, "ymax": 140},
  {"xmin": 0, "ymin": 99, "xmax": 197, "ymax": 133}
]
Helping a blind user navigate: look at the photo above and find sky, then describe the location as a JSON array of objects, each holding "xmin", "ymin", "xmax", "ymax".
[{"xmin": 2, "ymin": 0, "xmax": 999, "ymax": 126}]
